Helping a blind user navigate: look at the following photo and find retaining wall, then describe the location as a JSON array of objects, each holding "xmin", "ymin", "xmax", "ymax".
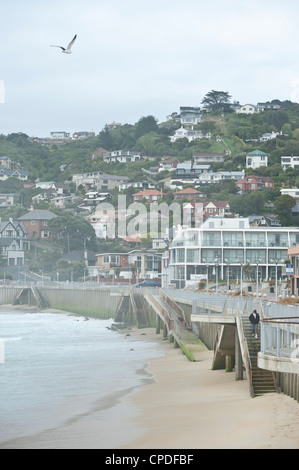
[{"xmin": 0, "ymin": 286, "xmax": 121, "ymax": 319}]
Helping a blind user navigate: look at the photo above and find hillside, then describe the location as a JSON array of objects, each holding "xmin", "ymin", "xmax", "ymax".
[{"xmin": 1, "ymin": 104, "xmax": 299, "ymax": 227}]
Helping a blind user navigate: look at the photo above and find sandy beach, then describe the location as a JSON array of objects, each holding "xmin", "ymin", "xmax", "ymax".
[
  {"xmin": 1, "ymin": 320, "xmax": 298, "ymax": 449},
  {"xmin": 120, "ymin": 327, "xmax": 299, "ymax": 450}
]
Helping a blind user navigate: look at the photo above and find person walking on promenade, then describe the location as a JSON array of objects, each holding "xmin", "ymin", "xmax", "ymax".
[{"xmin": 249, "ymin": 309, "xmax": 260, "ymax": 338}]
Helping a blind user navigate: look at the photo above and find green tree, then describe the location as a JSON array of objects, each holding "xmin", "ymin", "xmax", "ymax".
[
  {"xmin": 229, "ymin": 192, "xmax": 265, "ymax": 217},
  {"xmin": 273, "ymin": 195, "xmax": 296, "ymax": 225},
  {"xmin": 135, "ymin": 115, "xmax": 158, "ymax": 139},
  {"xmin": 292, "ymin": 128, "xmax": 299, "ymax": 140},
  {"xmin": 49, "ymin": 214, "xmax": 96, "ymax": 252},
  {"xmin": 201, "ymin": 90, "xmax": 232, "ymax": 112}
]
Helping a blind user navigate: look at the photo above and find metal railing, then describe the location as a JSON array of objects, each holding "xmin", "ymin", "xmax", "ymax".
[{"xmin": 261, "ymin": 317, "xmax": 299, "ymax": 359}]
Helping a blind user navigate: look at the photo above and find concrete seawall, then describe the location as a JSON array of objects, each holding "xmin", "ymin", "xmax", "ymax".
[
  {"xmin": 40, "ymin": 287, "xmax": 122, "ymax": 318},
  {"xmin": 0, "ymin": 286, "xmax": 123, "ymax": 319}
]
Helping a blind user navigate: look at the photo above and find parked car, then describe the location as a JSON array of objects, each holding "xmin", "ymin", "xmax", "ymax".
[{"xmin": 134, "ymin": 280, "xmax": 161, "ymax": 288}]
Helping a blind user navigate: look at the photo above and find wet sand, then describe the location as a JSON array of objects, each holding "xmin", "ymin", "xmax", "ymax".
[
  {"xmin": 120, "ymin": 327, "xmax": 299, "ymax": 449},
  {"xmin": 1, "ymin": 324, "xmax": 299, "ymax": 449}
]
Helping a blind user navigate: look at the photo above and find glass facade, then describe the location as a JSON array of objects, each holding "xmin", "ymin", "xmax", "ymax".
[{"xmin": 166, "ymin": 223, "xmax": 298, "ymax": 284}]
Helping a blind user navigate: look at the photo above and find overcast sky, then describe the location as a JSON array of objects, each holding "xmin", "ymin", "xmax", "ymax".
[{"xmin": 1, "ymin": 0, "xmax": 299, "ymax": 137}]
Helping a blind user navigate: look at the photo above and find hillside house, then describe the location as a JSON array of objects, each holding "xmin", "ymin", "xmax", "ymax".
[
  {"xmin": 235, "ymin": 175, "xmax": 274, "ymax": 193},
  {"xmin": 176, "ymin": 162, "xmax": 211, "ymax": 179},
  {"xmin": 0, "ymin": 238, "xmax": 25, "ymax": 266},
  {"xmin": 203, "ymin": 201, "xmax": 232, "ymax": 219},
  {"xmin": 60, "ymin": 161, "xmax": 77, "ymax": 172},
  {"xmin": 173, "ymin": 188, "xmax": 205, "ymax": 200},
  {"xmin": 72, "ymin": 171, "xmax": 129, "ymax": 191},
  {"xmin": 193, "ymin": 153, "xmax": 226, "ymax": 164},
  {"xmin": 246, "ymin": 150, "xmax": 268, "ymax": 169},
  {"xmin": 0, "ymin": 168, "xmax": 28, "ymax": 181},
  {"xmin": 280, "ymin": 188, "xmax": 299, "ymax": 199},
  {"xmin": 72, "ymin": 131, "xmax": 95, "ymax": 140},
  {"xmin": 158, "ymin": 157, "xmax": 179, "ymax": 172},
  {"xmin": 118, "ymin": 181, "xmax": 156, "ymax": 191},
  {"xmin": 170, "ymin": 126, "xmax": 204, "ymax": 143},
  {"xmin": 0, "ymin": 218, "xmax": 29, "ymax": 265},
  {"xmin": 0, "ymin": 193, "xmax": 20, "ymax": 208},
  {"xmin": 249, "ymin": 215, "xmax": 281, "ymax": 227},
  {"xmin": 235, "ymin": 104, "xmax": 263, "ymax": 114},
  {"xmin": 77, "ymin": 192, "xmax": 112, "ymax": 213},
  {"xmin": 281, "ymin": 155, "xmax": 299, "ymax": 171},
  {"xmin": 104, "ymin": 150, "xmax": 142, "ymax": 163},
  {"xmin": 0, "ymin": 156, "xmax": 21, "ymax": 169},
  {"xmin": 260, "ymin": 132, "xmax": 280, "ymax": 142},
  {"xmin": 17, "ymin": 210, "xmax": 57, "ymax": 239},
  {"xmin": 32, "ymin": 183, "xmax": 70, "ymax": 204},
  {"xmin": 179, "ymin": 107, "xmax": 202, "ymax": 125},
  {"xmin": 107, "ymin": 122, "xmax": 121, "ymax": 130},
  {"xmin": 50, "ymin": 131, "xmax": 70, "ymax": 140},
  {"xmin": 90, "ymin": 148, "xmax": 109, "ymax": 161},
  {"xmin": 132, "ymin": 189, "xmax": 165, "ymax": 202}
]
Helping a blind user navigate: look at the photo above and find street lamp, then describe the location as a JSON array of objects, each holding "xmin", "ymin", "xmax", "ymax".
[
  {"xmin": 256, "ymin": 260, "xmax": 260, "ymax": 298},
  {"xmin": 270, "ymin": 258, "xmax": 283, "ymax": 301},
  {"xmin": 225, "ymin": 259, "xmax": 230, "ymax": 291},
  {"xmin": 214, "ymin": 258, "xmax": 219, "ymax": 293},
  {"xmin": 202, "ymin": 259, "xmax": 209, "ymax": 293},
  {"xmin": 237, "ymin": 259, "xmax": 243, "ymax": 297}
]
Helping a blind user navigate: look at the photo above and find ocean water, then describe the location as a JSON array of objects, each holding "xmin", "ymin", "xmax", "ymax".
[{"xmin": 0, "ymin": 310, "xmax": 163, "ymax": 447}]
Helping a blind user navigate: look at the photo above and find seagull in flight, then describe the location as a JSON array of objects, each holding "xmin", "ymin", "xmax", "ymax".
[{"xmin": 51, "ymin": 34, "xmax": 77, "ymax": 54}]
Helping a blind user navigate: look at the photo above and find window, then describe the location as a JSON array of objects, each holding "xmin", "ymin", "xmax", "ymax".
[
  {"xmin": 201, "ymin": 249, "xmax": 221, "ymax": 263},
  {"xmin": 187, "ymin": 249, "xmax": 199, "ymax": 263},
  {"xmin": 177, "ymin": 249, "xmax": 185, "ymax": 263},
  {"xmin": 245, "ymin": 232, "xmax": 266, "ymax": 247},
  {"xmin": 223, "ymin": 232, "xmax": 244, "ymax": 246},
  {"xmin": 202, "ymin": 232, "xmax": 221, "ymax": 246},
  {"xmin": 245, "ymin": 249, "xmax": 266, "ymax": 264}
]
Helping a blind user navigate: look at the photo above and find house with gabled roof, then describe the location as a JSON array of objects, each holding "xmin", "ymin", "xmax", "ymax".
[
  {"xmin": 0, "ymin": 168, "xmax": 28, "ymax": 181},
  {"xmin": 173, "ymin": 188, "xmax": 205, "ymax": 200},
  {"xmin": 17, "ymin": 209, "xmax": 57, "ymax": 239},
  {"xmin": 203, "ymin": 201, "xmax": 232, "ymax": 219},
  {"xmin": 158, "ymin": 157, "xmax": 179, "ymax": 172},
  {"xmin": 90, "ymin": 148, "xmax": 109, "ymax": 161},
  {"xmin": 235, "ymin": 104, "xmax": 263, "ymax": 114},
  {"xmin": 246, "ymin": 150, "xmax": 268, "ymax": 169},
  {"xmin": 132, "ymin": 189, "xmax": 165, "ymax": 202},
  {"xmin": 235, "ymin": 175, "xmax": 274, "ymax": 193}
]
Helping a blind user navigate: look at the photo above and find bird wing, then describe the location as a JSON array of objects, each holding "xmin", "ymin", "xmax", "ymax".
[
  {"xmin": 50, "ymin": 45, "xmax": 66, "ymax": 50},
  {"xmin": 66, "ymin": 34, "xmax": 77, "ymax": 50}
]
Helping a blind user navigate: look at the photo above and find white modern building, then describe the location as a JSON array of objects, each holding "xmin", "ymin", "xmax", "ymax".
[
  {"xmin": 50, "ymin": 131, "xmax": 70, "ymax": 140},
  {"xmin": 162, "ymin": 217, "xmax": 299, "ymax": 288},
  {"xmin": 104, "ymin": 149, "xmax": 142, "ymax": 163},
  {"xmin": 280, "ymin": 188, "xmax": 299, "ymax": 199},
  {"xmin": 170, "ymin": 126, "xmax": 206, "ymax": 143},
  {"xmin": 179, "ymin": 107, "xmax": 202, "ymax": 125},
  {"xmin": 246, "ymin": 150, "xmax": 268, "ymax": 169},
  {"xmin": 281, "ymin": 155, "xmax": 299, "ymax": 171},
  {"xmin": 193, "ymin": 153, "xmax": 226, "ymax": 164},
  {"xmin": 235, "ymin": 104, "xmax": 263, "ymax": 114}
]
